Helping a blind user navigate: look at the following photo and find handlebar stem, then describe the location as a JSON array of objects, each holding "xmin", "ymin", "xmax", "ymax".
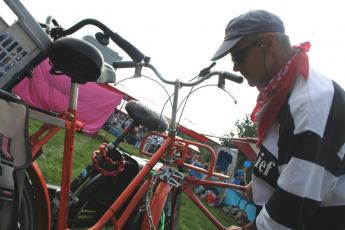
[
  {"xmin": 138, "ymin": 63, "xmax": 229, "ymax": 135},
  {"xmin": 168, "ymin": 80, "xmax": 181, "ymax": 133}
]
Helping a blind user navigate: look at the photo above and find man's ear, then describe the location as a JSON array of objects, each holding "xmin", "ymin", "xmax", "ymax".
[{"xmin": 262, "ymin": 33, "xmax": 278, "ymax": 53}]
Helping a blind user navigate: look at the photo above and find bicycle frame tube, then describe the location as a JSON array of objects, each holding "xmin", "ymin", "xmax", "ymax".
[
  {"xmin": 168, "ymin": 81, "xmax": 180, "ymax": 132},
  {"xmin": 180, "ymin": 176, "xmax": 245, "ymax": 230},
  {"xmin": 116, "ymin": 179, "xmax": 152, "ymax": 229},
  {"xmin": 57, "ymin": 83, "xmax": 79, "ymax": 230},
  {"xmin": 183, "ymin": 185, "xmax": 227, "ymax": 230},
  {"xmin": 30, "ymin": 122, "xmax": 63, "ymax": 158},
  {"xmin": 140, "ymin": 132, "xmax": 229, "ymax": 180}
]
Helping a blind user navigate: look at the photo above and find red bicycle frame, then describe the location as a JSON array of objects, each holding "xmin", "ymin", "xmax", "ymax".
[
  {"xmin": 85, "ymin": 130, "xmax": 244, "ymax": 230},
  {"xmin": 25, "ymin": 48, "xmax": 245, "ymax": 230}
]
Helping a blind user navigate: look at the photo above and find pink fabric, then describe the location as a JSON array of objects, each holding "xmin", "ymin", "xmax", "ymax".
[{"xmin": 13, "ymin": 59, "xmax": 123, "ymax": 134}]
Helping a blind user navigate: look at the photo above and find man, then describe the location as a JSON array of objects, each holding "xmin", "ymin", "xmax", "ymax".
[
  {"xmin": 232, "ymin": 169, "xmax": 245, "ymax": 186},
  {"xmin": 212, "ymin": 10, "xmax": 345, "ymax": 230}
]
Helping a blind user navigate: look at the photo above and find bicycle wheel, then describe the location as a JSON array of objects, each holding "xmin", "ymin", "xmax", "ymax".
[
  {"xmin": 17, "ymin": 176, "xmax": 37, "ymax": 230},
  {"xmin": 68, "ymin": 173, "xmax": 108, "ymax": 228},
  {"xmin": 159, "ymin": 186, "xmax": 182, "ymax": 230}
]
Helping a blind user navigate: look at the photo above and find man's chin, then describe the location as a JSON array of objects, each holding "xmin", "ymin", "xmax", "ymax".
[{"xmin": 246, "ymin": 80, "xmax": 256, "ymax": 87}]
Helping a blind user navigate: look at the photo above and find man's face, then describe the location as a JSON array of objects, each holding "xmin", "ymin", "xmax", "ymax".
[{"xmin": 230, "ymin": 35, "xmax": 273, "ymax": 87}]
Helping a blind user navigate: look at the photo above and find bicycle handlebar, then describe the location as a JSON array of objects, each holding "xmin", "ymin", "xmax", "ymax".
[
  {"xmin": 58, "ymin": 19, "xmax": 147, "ymax": 63},
  {"xmin": 113, "ymin": 61, "xmax": 244, "ymax": 87},
  {"xmin": 48, "ymin": 18, "xmax": 243, "ymax": 86},
  {"xmin": 220, "ymin": 71, "xmax": 244, "ymax": 84},
  {"xmin": 112, "ymin": 61, "xmax": 137, "ymax": 69}
]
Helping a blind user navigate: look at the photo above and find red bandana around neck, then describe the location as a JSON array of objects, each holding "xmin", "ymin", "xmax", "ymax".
[{"xmin": 251, "ymin": 42, "xmax": 311, "ymax": 147}]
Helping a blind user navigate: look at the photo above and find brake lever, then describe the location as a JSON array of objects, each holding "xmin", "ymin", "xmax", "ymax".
[
  {"xmin": 221, "ymin": 87, "xmax": 237, "ymax": 104},
  {"xmin": 45, "ymin": 16, "xmax": 53, "ymax": 34},
  {"xmin": 217, "ymin": 76, "xmax": 226, "ymax": 89},
  {"xmin": 199, "ymin": 62, "xmax": 216, "ymax": 77},
  {"xmin": 49, "ymin": 20, "xmax": 64, "ymax": 40},
  {"xmin": 52, "ymin": 19, "xmax": 59, "ymax": 27}
]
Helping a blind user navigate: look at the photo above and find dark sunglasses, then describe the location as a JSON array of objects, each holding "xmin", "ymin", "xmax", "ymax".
[{"xmin": 231, "ymin": 38, "xmax": 262, "ymax": 65}]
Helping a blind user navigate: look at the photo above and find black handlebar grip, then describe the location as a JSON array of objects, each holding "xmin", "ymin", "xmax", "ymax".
[
  {"xmin": 110, "ymin": 33, "xmax": 145, "ymax": 63},
  {"xmin": 220, "ymin": 72, "xmax": 244, "ymax": 84},
  {"xmin": 112, "ymin": 61, "xmax": 137, "ymax": 69}
]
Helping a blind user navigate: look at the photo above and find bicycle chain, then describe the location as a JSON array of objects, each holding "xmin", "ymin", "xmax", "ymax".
[{"xmin": 145, "ymin": 172, "xmax": 157, "ymax": 230}]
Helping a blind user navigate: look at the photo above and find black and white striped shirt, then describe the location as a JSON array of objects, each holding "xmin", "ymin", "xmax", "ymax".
[{"xmin": 252, "ymin": 68, "xmax": 345, "ymax": 230}]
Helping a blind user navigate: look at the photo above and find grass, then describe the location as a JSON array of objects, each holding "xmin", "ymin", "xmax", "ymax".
[
  {"xmin": 29, "ymin": 120, "xmax": 238, "ymax": 229},
  {"xmin": 179, "ymin": 193, "xmax": 236, "ymax": 229}
]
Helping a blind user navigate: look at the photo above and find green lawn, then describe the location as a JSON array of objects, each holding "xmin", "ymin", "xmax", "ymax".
[{"xmin": 30, "ymin": 120, "xmax": 237, "ymax": 229}]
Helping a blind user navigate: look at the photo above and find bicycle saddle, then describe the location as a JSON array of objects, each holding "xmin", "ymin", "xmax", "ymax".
[
  {"xmin": 49, "ymin": 37, "xmax": 104, "ymax": 84},
  {"xmin": 125, "ymin": 100, "xmax": 168, "ymax": 133}
]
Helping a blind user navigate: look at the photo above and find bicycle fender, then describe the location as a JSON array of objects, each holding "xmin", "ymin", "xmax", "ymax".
[{"xmin": 140, "ymin": 182, "xmax": 172, "ymax": 230}]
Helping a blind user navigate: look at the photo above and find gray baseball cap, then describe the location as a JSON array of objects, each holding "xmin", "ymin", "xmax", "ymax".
[{"xmin": 211, "ymin": 10, "xmax": 285, "ymax": 61}]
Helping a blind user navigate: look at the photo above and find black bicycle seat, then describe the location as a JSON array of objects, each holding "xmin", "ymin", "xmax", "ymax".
[
  {"xmin": 49, "ymin": 37, "xmax": 104, "ymax": 84},
  {"xmin": 125, "ymin": 100, "xmax": 168, "ymax": 133}
]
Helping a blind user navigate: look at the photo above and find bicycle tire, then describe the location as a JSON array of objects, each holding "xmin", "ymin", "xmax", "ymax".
[
  {"xmin": 159, "ymin": 186, "xmax": 182, "ymax": 230},
  {"xmin": 68, "ymin": 173, "xmax": 108, "ymax": 228},
  {"xmin": 141, "ymin": 181, "xmax": 182, "ymax": 230},
  {"xmin": 17, "ymin": 176, "xmax": 37, "ymax": 230}
]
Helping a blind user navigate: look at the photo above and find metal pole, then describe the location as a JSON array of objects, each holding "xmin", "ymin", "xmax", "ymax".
[
  {"xmin": 169, "ymin": 80, "xmax": 180, "ymax": 133},
  {"xmin": 69, "ymin": 83, "xmax": 79, "ymax": 111},
  {"xmin": 57, "ymin": 82, "xmax": 79, "ymax": 230}
]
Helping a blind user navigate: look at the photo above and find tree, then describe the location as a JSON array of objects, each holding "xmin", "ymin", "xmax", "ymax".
[
  {"xmin": 220, "ymin": 114, "xmax": 256, "ymax": 147},
  {"xmin": 220, "ymin": 114, "xmax": 257, "ymax": 182},
  {"xmin": 233, "ymin": 114, "xmax": 257, "ymax": 138}
]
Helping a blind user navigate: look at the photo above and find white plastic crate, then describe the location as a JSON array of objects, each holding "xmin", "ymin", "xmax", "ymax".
[{"xmin": 0, "ymin": 0, "xmax": 52, "ymax": 89}]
